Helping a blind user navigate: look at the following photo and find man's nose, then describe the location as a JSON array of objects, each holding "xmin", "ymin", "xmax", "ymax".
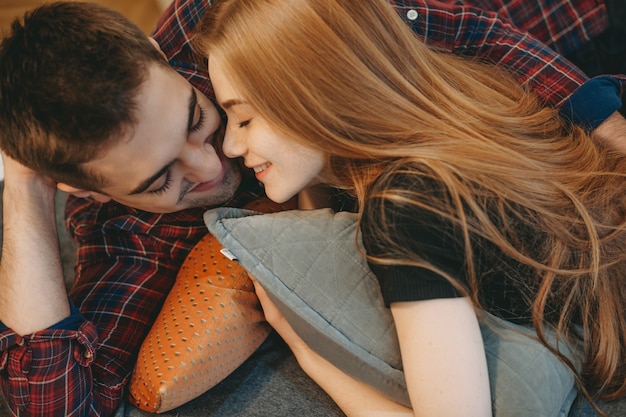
[{"xmin": 179, "ymin": 141, "xmax": 221, "ymax": 182}]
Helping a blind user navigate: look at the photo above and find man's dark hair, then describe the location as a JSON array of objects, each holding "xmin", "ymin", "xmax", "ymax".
[{"xmin": 0, "ymin": 1, "xmax": 169, "ymax": 190}]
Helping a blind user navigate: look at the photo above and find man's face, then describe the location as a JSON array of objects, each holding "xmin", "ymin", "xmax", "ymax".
[{"xmin": 81, "ymin": 64, "xmax": 242, "ymax": 213}]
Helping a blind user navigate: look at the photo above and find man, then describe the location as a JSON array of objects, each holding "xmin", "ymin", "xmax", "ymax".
[{"xmin": 0, "ymin": 1, "xmax": 624, "ymax": 416}]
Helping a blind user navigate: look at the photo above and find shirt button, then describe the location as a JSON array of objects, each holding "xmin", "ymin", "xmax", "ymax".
[
  {"xmin": 407, "ymin": 10, "xmax": 418, "ymax": 21},
  {"xmin": 84, "ymin": 350, "xmax": 93, "ymax": 359}
]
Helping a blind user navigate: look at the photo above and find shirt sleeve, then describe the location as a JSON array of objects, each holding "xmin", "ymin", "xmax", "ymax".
[
  {"xmin": 151, "ymin": 0, "xmax": 214, "ymax": 96},
  {"xmin": 152, "ymin": 0, "xmax": 623, "ymax": 129},
  {"xmin": 394, "ymin": 1, "xmax": 624, "ymax": 128},
  {"xmin": 560, "ymin": 75, "xmax": 626, "ymax": 130},
  {"xmin": 0, "ymin": 305, "xmax": 107, "ymax": 416},
  {"xmin": 361, "ymin": 173, "xmax": 466, "ymax": 307},
  {"xmin": 446, "ymin": 0, "xmax": 609, "ymax": 56}
]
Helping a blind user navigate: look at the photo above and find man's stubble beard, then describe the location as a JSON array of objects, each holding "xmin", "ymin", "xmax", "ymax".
[{"xmin": 185, "ymin": 161, "xmax": 243, "ymax": 209}]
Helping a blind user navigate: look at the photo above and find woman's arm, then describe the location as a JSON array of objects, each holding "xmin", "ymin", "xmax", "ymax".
[
  {"xmin": 252, "ymin": 279, "xmax": 491, "ymax": 417},
  {"xmin": 252, "ymin": 279, "xmax": 413, "ymax": 417},
  {"xmin": 391, "ymin": 297, "xmax": 491, "ymax": 417}
]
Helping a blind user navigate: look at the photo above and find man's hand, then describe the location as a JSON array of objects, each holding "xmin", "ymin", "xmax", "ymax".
[
  {"xmin": 2, "ymin": 152, "xmax": 56, "ymax": 191},
  {"xmin": 592, "ymin": 111, "xmax": 626, "ymax": 154}
]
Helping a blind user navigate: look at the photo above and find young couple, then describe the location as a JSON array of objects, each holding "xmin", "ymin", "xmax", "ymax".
[{"xmin": 1, "ymin": 0, "xmax": 625, "ymax": 416}]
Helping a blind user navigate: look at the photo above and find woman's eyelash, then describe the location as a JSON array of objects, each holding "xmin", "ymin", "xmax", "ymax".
[
  {"xmin": 238, "ymin": 120, "xmax": 250, "ymax": 128},
  {"xmin": 149, "ymin": 172, "xmax": 172, "ymax": 196},
  {"xmin": 190, "ymin": 106, "xmax": 206, "ymax": 133}
]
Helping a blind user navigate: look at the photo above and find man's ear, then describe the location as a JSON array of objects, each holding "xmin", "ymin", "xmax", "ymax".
[
  {"xmin": 57, "ymin": 183, "xmax": 112, "ymax": 203},
  {"xmin": 149, "ymin": 37, "xmax": 168, "ymax": 61}
]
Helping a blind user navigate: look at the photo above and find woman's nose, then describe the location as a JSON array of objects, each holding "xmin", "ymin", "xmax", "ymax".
[{"xmin": 222, "ymin": 128, "xmax": 246, "ymax": 158}]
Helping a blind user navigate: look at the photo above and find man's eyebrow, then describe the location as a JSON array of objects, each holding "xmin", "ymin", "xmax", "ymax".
[{"xmin": 129, "ymin": 162, "xmax": 174, "ymax": 195}]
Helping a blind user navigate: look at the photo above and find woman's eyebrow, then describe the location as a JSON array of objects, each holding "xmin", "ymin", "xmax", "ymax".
[{"xmin": 220, "ymin": 98, "xmax": 246, "ymax": 110}]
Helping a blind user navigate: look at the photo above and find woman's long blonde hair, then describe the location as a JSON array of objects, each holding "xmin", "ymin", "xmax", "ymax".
[{"xmin": 196, "ymin": 0, "xmax": 626, "ymax": 404}]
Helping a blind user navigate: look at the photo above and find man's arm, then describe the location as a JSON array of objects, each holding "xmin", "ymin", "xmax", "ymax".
[
  {"xmin": 0, "ymin": 155, "xmax": 69, "ymax": 334},
  {"xmin": 451, "ymin": 0, "xmax": 608, "ymax": 56},
  {"xmin": 0, "ymin": 155, "xmax": 102, "ymax": 416},
  {"xmin": 395, "ymin": 1, "xmax": 588, "ymax": 106},
  {"xmin": 0, "ymin": 184, "xmax": 208, "ymax": 416},
  {"xmin": 395, "ymin": 0, "xmax": 625, "ymax": 147}
]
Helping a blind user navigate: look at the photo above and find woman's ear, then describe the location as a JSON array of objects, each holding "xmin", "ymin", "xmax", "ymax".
[{"xmin": 56, "ymin": 183, "xmax": 112, "ymax": 203}]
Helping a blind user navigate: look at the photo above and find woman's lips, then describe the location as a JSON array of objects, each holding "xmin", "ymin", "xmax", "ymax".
[{"xmin": 252, "ymin": 162, "xmax": 271, "ymax": 180}]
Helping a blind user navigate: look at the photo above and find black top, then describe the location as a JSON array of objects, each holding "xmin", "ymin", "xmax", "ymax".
[{"xmin": 361, "ymin": 170, "xmax": 550, "ymax": 324}]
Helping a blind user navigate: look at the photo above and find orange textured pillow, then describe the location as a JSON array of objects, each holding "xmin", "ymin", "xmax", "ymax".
[{"xmin": 128, "ymin": 232, "xmax": 270, "ymax": 413}]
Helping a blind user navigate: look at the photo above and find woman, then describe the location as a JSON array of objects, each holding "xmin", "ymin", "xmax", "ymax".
[{"xmin": 194, "ymin": 0, "xmax": 626, "ymax": 415}]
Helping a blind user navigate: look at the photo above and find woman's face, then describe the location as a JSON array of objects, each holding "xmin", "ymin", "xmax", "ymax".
[{"xmin": 209, "ymin": 56, "xmax": 326, "ymax": 204}]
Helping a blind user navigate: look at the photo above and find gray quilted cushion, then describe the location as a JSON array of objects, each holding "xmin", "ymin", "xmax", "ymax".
[
  {"xmin": 203, "ymin": 207, "xmax": 591, "ymax": 415},
  {"xmin": 203, "ymin": 208, "xmax": 410, "ymax": 406}
]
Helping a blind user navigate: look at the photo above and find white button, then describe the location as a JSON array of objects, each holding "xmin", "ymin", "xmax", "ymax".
[{"xmin": 407, "ymin": 10, "xmax": 418, "ymax": 21}]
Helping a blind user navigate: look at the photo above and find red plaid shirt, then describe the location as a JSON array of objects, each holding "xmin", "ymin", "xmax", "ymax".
[{"xmin": 0, "ymin": 0, "xmax": 622, "ymax": 416}]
